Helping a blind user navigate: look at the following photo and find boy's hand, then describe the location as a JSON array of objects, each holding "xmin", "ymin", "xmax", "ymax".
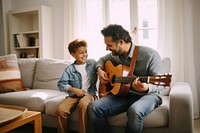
[
  {"xmin": 69, "ymin": 87, "xmax": 86, "ymax": 97},
  {"xmin": 74, "ymin": 89, "xmax": 86, "ymax": 97}
]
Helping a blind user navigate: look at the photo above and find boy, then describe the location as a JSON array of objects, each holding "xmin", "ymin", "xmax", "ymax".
[{"xmin": 56, "ymin": 39, "xmax": 98, "ymax": 133}]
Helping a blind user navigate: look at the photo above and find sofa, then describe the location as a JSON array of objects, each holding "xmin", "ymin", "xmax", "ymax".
[{"xmin": 0, "ymin": 57, "xmax": 194, "ymax": 133}]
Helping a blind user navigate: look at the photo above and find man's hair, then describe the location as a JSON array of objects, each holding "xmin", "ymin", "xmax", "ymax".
[
  {"xmin": 101, "ymin": 24, "xmax": 132, "ymax": 43},
  {"xmin": 68, "ymin": 39, "xmax": 87, "ymax": 54}
]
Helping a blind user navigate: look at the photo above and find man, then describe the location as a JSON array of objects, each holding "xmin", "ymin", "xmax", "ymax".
[{"xmin": 88, "ymin": 24, "xmax": 164, "ymax": 133}]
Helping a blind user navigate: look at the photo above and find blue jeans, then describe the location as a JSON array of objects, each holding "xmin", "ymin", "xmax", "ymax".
[{"xmin": 88, "ymin": 93, "xmax": 162, "ymax": 133}]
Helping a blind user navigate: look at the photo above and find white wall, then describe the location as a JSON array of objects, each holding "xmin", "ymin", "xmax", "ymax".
[
  {"xmin": 193, "ymin": 0, "xmax": 200, "ymax": 112},
  {"xmin": 0, "ymin": 0, "xmax": 11, "ymax": 55},
  {"xmin": 0, "ymin": 0, "xmax": 5, "ymax": 55}
]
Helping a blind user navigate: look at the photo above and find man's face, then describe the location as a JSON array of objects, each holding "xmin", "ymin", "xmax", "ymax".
[{"xmin": 104, "ymin": 36, "xmax": 121, "ymax": 56}]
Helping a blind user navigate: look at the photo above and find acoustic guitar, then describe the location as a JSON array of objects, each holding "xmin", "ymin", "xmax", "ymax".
[{"xmin": 99, "ymin": 60, "xmax": 172, "ymax": 97}]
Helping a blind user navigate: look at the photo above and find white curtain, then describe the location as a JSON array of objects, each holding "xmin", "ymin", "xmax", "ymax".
[
  {"xmin": 65, "ymin": 0, "xmax": 87, "ymax": 60},
  {"xmin": 158, "ymin": 0, "xmax": 199, "ymax": 119},
  {"xmin": 65, "ymin": 0, "xmax": 107, "ymax": 60}
]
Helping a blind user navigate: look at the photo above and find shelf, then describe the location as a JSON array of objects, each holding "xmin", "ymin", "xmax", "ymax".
[
  {"xmin": 14, "ymin": 33, "xmax": 39, "ymax": 48},
  {"xmin": 15, "ymin": 46, "xmax": 39, "ymax": 50},
  {"xmin": 13, "ymin": 30, "xmax": 39, "ymax": 35},
  {"xmin": 9, "ymin": 5, "xmax": 53, "ymax": 58}
]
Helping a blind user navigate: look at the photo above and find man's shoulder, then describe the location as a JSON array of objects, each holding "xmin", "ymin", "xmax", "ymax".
[
  {"xmin": 139, "ymin": 45, "xmax": 156, "ymax": 51},
  {"xmin": 138, "ymin": 46, "xmax": 161, "ymax": 61},
  {"xmin": 139, "ymin": 46, "xmax": 159, "ymax": 55}
]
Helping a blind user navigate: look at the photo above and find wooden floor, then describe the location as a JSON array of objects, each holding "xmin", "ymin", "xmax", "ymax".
[
  {"xmin": 6, "ymin": 118, "xmax": 200, "ymax": 133},
  {"xmin": 194, "ymin": 118, "xmax": 200, "ymax": 133},
  {"xmin": 7, "ymin": 124, "xmax": 57, "ymax": 133}
]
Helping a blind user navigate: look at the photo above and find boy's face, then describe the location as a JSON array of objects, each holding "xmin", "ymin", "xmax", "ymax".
[{"xmin": 71, "ymin": 46, "xmax": 88, "ymax": 65}]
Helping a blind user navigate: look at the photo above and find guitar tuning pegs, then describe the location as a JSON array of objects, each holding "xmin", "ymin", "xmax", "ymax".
[{"xmin": 164, "ymin": 73, "xmax": 172, "ymax": 75}]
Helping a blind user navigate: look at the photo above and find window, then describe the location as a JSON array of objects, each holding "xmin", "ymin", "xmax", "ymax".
[
  {"xmin": 108, "ymin": 0, "xmax": 130, "ymax": 30},
  {"xmin": 107, "ymin": 0, "xmax": 158, "ymax": 50},
  {"xmin": 137, "ymin": 0, "xmax": 158, "ymax": 50},
  {"xmin": 72, "ymin": 0, "xmax": 158, "ymax": 60}
]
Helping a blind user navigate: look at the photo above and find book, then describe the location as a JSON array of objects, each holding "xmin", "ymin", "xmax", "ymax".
[
  {"xmin": 15, "ymin": 34, "xmax": 28, "ymax": 47},
  {"xmin": 16, "ymin": 34, "xmax": 22, "ymax": 47}
]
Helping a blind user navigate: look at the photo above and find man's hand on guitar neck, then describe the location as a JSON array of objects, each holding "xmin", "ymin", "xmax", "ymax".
[
  {"xmin": 97, "ymin": 67, "xmax": 110, "ymax": 84},
  {"xmin": 132, "ymin": 77, "xmax": 149, "ymax": 93}
]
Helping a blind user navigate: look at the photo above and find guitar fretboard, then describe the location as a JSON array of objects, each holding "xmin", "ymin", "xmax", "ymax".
[{"xmin": 114, "ymin": 76, "xmax": 149, "ymax": 84}]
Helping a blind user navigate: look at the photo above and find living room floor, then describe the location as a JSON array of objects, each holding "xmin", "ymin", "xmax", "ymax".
[
  {"xmin": 7, "ymin": 124, "xmax": 57, "ymax": 133},
  {"xmin": 7, "ymin": 118, "xmax": 200, "ymax": 133},
  {"xmin": 194, "ymin": 118, "xmax": 200, "ymax": 133}
]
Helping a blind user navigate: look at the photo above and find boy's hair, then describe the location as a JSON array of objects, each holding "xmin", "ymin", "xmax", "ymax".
[
  {"xmin": 68, "ymin": 39, "xmax": 87, "ymax": 54},
  {"xmin": 101, "ymin": 24, "xmax": 132, "ymax": 44}
]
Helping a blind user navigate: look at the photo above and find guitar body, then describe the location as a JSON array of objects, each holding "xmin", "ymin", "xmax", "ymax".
[
  {"xmin": 99, "ymin": 60, "xmax": 172, "ymax": 97},
  {"xmin": 99, "ymin": 60, "xmax": 130, "ymax": 97}
]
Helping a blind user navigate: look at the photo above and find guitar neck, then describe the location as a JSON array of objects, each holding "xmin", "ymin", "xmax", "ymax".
[{"xmin": 114, "ymin": 76, "xmax": 149, "ymax": 84}]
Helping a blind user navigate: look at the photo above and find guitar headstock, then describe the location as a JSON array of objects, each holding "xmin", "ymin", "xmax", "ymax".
[{"xmin": 148, "ymin": 73, "xmax": 172, "ymax": 87}]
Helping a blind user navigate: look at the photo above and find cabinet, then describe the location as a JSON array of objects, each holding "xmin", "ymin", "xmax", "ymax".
[{"xmin": 9, "ymin": 5, "xmax": 53, "ymax": 58}]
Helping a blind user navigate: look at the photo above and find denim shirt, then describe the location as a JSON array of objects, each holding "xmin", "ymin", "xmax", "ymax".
[{"xmin": 57, "ymin": 59, "xmax": 98, "ymax": 97}]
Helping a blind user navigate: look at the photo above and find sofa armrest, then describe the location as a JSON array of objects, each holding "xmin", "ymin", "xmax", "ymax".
[{"xmin": 169, "ymin": 82, "xmax": 194, "ymax": 133}]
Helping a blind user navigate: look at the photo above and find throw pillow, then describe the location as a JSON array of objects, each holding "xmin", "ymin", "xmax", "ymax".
[{"xmin": 0, "ymin": 54, "xmax": 26, "ymax": 93}]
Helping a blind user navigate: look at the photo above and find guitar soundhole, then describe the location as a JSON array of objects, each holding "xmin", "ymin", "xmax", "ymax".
[
  {"xmin": 111, "ymin": 75, "xmax": 116, "ymax": 84},
  {"xmin": 105, "ymin": 82, "xmax": 114, "ymax": 92},
  {"xmin": 104, "ymin": 74, "xmax": 116, "ymax": 92}
]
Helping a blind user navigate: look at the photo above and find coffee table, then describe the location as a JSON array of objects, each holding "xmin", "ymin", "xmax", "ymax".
[{"xmin": 0, "ymin": 110, "xmax": 42, "ymax": 133}]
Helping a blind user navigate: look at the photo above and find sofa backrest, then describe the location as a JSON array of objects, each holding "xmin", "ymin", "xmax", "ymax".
[
  {"xmin": 32, "ymin": 58, "xmax": 71, "ymax": 90},
  {"xmin": 18, "ymin": 58, "xmax": 38, "ymax": 88},
  {"xmin": 18, "ymin": 58, "xmax": 71, "ymax": 90}
]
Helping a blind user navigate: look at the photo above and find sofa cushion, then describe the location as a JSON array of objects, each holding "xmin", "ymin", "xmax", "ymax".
[
  {"xmin": 45, "ymin": 94, "xmax": 68, "ymax": 116},
  {"xmin": 55, "ymin": 96, "xmax": 169, "ymax": 128},
  {"xmin": 0, "ymin": 54, "xmax": 26, "ymax": 93},
  {"xmin": 33, "ymin": 58, "xmax": 71, "ymax": 90},
  {"xmin": 0, "ymin": 89, "xmax": 66, "ymax": 112},
  {"xmin": 45, "ymin": 94, "xmax": 89, "ymax": 125},
  {"xmin": 106, "ymin": 96, "xmax": 169, "ymax": 128},
  {"xmin": 45, "ymin": 94, "xmax": 80, "ymax": 123},
  {"xmin": 18, "ymin": 58, "xmax": 37, "ymax": 89}
]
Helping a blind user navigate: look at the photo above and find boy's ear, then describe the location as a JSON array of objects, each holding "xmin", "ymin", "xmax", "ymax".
[{"xmin": 71, "ymin": 53, "xmax": 75, "ymax": 58}]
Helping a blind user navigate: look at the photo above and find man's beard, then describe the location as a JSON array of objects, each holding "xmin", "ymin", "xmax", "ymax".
[{"xmin": 112, "ymin": 51, "xmax": 121, "ymax": 56}]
